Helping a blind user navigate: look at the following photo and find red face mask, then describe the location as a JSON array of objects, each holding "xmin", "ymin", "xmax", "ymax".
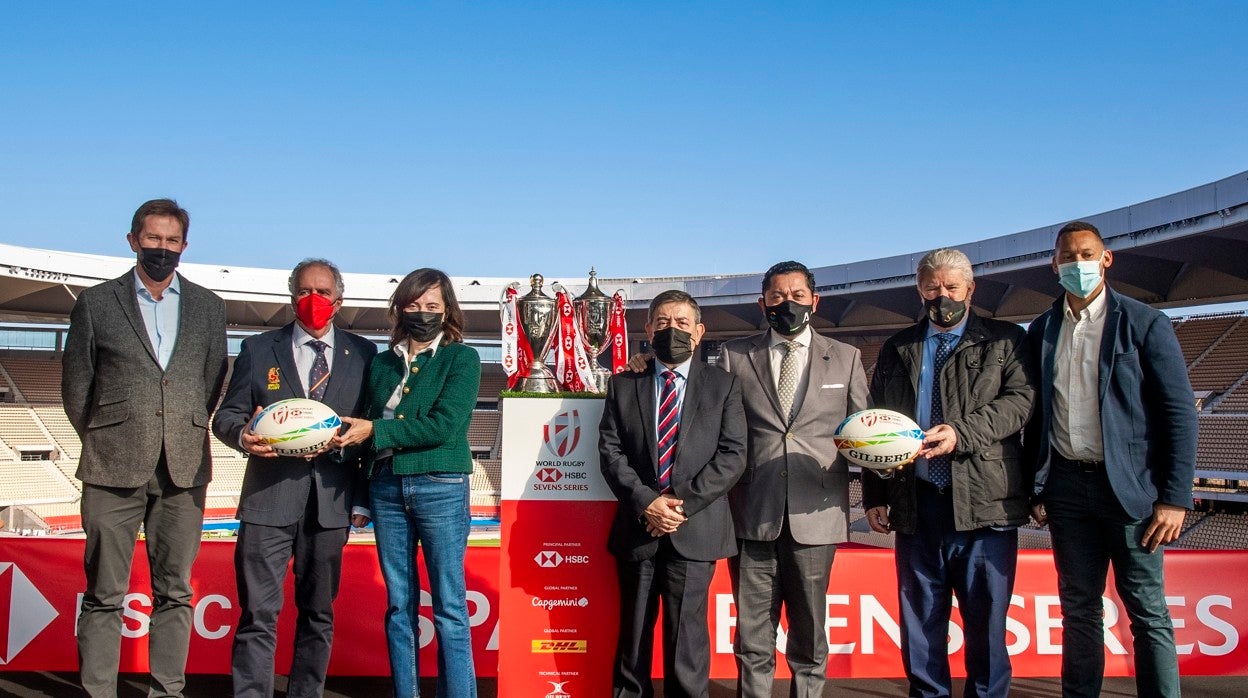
[{"xmin": 296, "ymin": 293, "xmax": 336, "ymax": 331}]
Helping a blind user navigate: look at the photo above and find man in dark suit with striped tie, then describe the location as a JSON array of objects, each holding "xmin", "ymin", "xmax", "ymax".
[
  {"xmin": 212, "ymin": 259, "xmax": 377, "ymax": 698},
  {"xmin": 599, "ymin": 289, "xmax": 747, "ymax": 698}
]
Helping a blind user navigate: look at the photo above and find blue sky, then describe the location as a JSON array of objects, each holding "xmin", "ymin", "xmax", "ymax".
[{"xmin": 2, "ymin": 2, "xmax": 1246, "ymax": 280}]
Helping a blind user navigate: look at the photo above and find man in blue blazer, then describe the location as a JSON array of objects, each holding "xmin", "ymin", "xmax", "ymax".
[
  {"xmin": 213, "ymin": 259, "xmax": 376, "ymax": 698},
  {"xmin": 1026, "ymin": 221, "xmax": 1196, "ymax": 698}
]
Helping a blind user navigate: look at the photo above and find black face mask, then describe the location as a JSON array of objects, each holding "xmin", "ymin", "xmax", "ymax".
[
  {"xmin": 400, "ymin": 311, "xmax": 443, "ymax": 342},
  {"xmin": 138, "ymin": 247, "xmax": 180, "ymax": 282},
  {"xmin": 765, "ymin": 300, "xmax": 813, "ymax": 337},
  {"xmin": 651, "ymin": 327, "xmax": 694, "ymax": 365},
  {"xmin": 925, "ymin": 296, "xmax": 967, "ymax": 329}
]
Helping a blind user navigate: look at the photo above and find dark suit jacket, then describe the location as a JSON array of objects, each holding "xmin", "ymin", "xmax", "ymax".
[
  {"xmin": 599, "ymin": 359, "xmax": 747, "ymax": 562},
  {"xmin": 1025, "ymin": 288, "xmax": 1197, "ymax": 520},
  {"xmin": 719, "ymin": 330, "xmax": 868, "ymax": 545},
  {"xmin": 62, "ymin": 270, "xmax": 228, "ymax": 488},
  {"xmin": 213, "ymin": 324, "xmax": 377, "ymax": 529}
]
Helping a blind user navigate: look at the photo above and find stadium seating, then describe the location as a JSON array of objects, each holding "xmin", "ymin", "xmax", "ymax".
[{"xmin": 0, "ymin": 356, "xmax": 63, "ymax": 403}]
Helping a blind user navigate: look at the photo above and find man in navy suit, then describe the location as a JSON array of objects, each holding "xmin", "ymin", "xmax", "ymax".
[
  {"xmin": 1027, "ymin": 221, "xmax": 1196, "ymax": 698},
  {"xmin": 212, "ymin": 258, "xmax": 377, "ymax": 698},
  {"xmin": 599, "ymin": 289, "xmax": 747, "ymax": 698}
]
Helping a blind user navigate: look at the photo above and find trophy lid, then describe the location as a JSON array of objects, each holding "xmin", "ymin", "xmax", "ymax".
[
  {"xmin": 576, "ymin": 268, "xmax": 610, "ymax": 302},
  {"xmin": 522, "ymin": 273, "xmax": 551, "ymax": 300}
]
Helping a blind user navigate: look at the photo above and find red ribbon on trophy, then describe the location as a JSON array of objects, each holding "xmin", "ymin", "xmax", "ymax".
[
  {"xmin": 500, "ymin": 282, "xmax": 532, "ymax": 390},
  {"xmin": 552, "ymin": 284, "xmax": 597, "ymax": 392},
  {"xmin": 609, "ymin": 291, "xmax": 629, "ymax": 374}
]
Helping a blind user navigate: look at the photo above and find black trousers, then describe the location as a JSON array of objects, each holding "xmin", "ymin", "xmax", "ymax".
[{"xmin": 612, "ymin": 539, "xmax": 717, "ymax": 698}]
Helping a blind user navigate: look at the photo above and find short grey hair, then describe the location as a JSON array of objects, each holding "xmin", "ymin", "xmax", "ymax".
[
  {"xmin": 916, "ymin": 248, "xmax": 974, "ymax": 286},
  {"xmin": 289, "ymin": 258, "xmax": 345, "ymax": 298}
]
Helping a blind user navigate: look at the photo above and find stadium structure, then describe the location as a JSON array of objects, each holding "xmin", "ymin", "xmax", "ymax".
[{"xmin": 2, "ymin": 170, "xmax": 1248, "ymax": 551}]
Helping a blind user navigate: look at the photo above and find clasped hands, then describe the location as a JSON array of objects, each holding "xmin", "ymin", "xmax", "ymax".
[{"xmin": 644, "ymin": 494, "xmax": 687, "ymax": 537}]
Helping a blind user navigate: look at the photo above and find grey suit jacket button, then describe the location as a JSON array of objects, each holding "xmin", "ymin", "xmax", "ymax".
[
  {"xmin": 155, "ymin": 410, "xmax": 163, "ymax": 417},
  {"xmin": 781, "ymin": 470, "xmax": 788, "ymax": 478}
]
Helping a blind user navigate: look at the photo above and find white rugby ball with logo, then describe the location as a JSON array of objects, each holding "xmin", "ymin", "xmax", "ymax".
[
  {"xmin": 833, "ymin": 408, "xmax": 925, "ymax": 470},
  {"xmin": 248, "ymin": 398, "xmax": 342, "ymax": 457}
]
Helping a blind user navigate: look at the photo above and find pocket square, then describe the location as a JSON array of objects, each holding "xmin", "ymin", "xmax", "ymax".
[{"xmin": 822, "ymin": 383, "xmax": 845, "ymax": 389}]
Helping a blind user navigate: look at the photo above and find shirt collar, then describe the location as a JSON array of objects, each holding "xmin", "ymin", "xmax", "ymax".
[
  {"xmin": 393, "ymin": 332, "xmax": 444, "ymax": 362},
  {"xmin": 293, "ymin": 322, "xmax": 335, "ymax": 350},
  {"xmin": 656, "ymin": 356, "xmax": 693, "ymax": 381},
  {"xmin": 924, "ymin": 315, "xmax": 968, "ymax": 341},
  {"xmin": 768, "ymin": 325, "xmax": 812, "ymax": 349},
  {"xmin": 1062, "ymin": 286, "xmax": 1109, "ymax": 322},
  {"xmin": 133, "ymin": 267, "xmax": 180, "ymax": 301}
]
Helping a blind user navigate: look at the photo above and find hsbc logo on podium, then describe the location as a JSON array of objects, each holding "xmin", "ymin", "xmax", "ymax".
[
  {"xmin": 0, "ymin": 562, "xmax": 59, "ymax": 664},
  {"xmin": 534, "ymin": 550, "xmax": 590, "ymax": 568},
  {"xmin": 542, "ymin": 410, "xmax": 582, "ymax": 458},
  {"xmin": 536, "ymin": 468, "xmax": 562, "ymax": 483}
]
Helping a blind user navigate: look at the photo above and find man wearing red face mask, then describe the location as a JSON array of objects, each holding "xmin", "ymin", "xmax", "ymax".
[{"xmin": 212, "ymin": 258, "xmax": 377, "ymax": 698}]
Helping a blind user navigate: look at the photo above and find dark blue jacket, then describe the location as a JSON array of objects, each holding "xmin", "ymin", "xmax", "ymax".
[{"xmin": 1025, "ymin": 288, "xmax": 1196, "ymax": 519}]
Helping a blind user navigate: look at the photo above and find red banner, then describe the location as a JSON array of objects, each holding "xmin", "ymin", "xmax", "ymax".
[{"xmin": 0, "ymin": 540, "xmax": 1244, "ymax": 677}]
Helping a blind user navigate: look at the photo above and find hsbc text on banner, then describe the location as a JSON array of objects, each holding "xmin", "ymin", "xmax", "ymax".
[{"xmin": 498, "ymin": 397, "xmax": 618, "ymax": 698}]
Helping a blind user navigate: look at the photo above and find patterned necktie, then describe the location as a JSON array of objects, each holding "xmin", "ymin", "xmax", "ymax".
[
  {"xmin": 928, "ymin": 332, "xmax": 957, "ymax": 488},
  {"xmin": 777, "ymin": 340, "xmax": 802, "ymax": 424},
  {"xmin": 656, "ymin": 370, "xmax": 680, "ymax": 493},
  {"xmin": 306, "ymin": 339, "xmax": 330, "ymax": 401}
]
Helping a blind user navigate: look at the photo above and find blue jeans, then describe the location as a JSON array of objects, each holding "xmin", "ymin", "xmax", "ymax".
[
  {"xmin": 371, "ymin": 465, "xmax": 476, "ymax": 698},
  {"xmin": 1044, "ymin": 461, "xmax": 1179, "ymax": 698},
  {"xmin": 895, "ymin": 484, "xmax": 1017, "ymax": 698}
]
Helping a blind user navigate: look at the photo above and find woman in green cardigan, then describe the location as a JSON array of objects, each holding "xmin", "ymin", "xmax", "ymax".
[{"xmin": 338, "ymin": 267, "xmax": 480, "ymax": 698}]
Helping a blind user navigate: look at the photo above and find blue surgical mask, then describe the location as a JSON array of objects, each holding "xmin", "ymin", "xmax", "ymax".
[{"xmin": 1057, "ymin": 260, "xmax": 1103, "ymax": 298}]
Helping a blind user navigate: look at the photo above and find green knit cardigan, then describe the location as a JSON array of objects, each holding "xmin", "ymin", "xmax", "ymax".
[{"xmin": 363, "ymin": 341, "xmax": 481, "ymax": 477}]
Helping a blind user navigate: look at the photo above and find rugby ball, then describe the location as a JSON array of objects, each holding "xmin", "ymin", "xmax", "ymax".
[
  {"xmin": 833, "ymin": 409, "xmax": 924, "ymax": 470},
  {"xmin": 248, "ymin": 398, "xmax": 342, "ymax": 457}
]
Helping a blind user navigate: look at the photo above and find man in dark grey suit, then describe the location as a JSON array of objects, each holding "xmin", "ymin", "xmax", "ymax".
[
  {"xmin": 599, "ymin": 289, "xmax": 747, "ymax": 698},
  {"xmin": 717, "ymin": 261, "xmax": 868, "ymax": 698},
  {"xmin": 212, "ymin": 259, "xmax": 376, "ymax": 698},
  {"xmin": 62, "ymin": 198, "xmax": 228, "ymax": 698}
]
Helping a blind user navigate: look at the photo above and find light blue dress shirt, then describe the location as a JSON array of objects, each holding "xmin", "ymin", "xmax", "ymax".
[
  {"xmin": 913, "ymin": 319, "xmax": 966, "ymax": 484},
  {"xmin": 134, "ymin": 268, "xmax": 181, "ymax": 370}
]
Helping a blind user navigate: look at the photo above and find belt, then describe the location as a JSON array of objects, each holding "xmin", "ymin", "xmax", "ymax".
[
  {"xmin": 916, "ymin": 478, "xmax": 952, "ymax": 497},
  {"xmin": 1052, "ymin": 450, "xmax": 1104, "ymax": 473}
]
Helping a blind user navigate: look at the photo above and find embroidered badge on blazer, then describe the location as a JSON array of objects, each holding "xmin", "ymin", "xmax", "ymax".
[{"xmin": 267, "ymin": 367, "xmax": 281, "ymax": 391}]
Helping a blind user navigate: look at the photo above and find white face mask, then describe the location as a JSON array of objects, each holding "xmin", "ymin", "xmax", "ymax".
[{"xmin": 1057, "ymin": 259, "xmax": 1103, "ymax": 298}]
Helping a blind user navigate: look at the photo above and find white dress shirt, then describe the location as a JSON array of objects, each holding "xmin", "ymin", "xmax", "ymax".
[
  {"xmin": 1051, "ymin": 289, "xmax": 1108, "ymax": 461},
  {"xmin": 292, "ymin": 323, "xmax": 336, "ymax": 396},
  {"xmin": 767, "ymin": 326, "xmax": 812, "ymax": 412}
]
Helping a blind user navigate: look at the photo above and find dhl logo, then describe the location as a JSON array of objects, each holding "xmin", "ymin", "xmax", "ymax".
[{"xmin": 531, "ymin": 640, "xmax": 587, "ymax": 653}]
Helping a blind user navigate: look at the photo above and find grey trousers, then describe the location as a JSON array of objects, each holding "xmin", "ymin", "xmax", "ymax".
[
  {"xmin": 78, "ymin": 460, "xmax": 206, "ymax": 698},
  {"xmin": 729, "ymin": 531, "xmax": 837, "ymax": 698}
]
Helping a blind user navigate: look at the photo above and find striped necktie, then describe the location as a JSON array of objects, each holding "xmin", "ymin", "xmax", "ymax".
[
  {"xmin": 656, "ymin": 370, "xmax": 680, "ymax": 493},
  {"xmin": 306, "ymin": 339, "xmax": 330, "ymax": 401}
]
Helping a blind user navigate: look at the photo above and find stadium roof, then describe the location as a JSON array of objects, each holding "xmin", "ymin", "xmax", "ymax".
[{"xmin": 2, "ymin": 170, "xmax": 1247, "ymax": 339}]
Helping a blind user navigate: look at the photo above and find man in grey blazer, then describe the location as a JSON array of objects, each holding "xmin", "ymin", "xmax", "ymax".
[
  {"xmin": 212, "ymin": 259, "xmax": 376, "ymax": 698},
  {"xmin": 62, "ymin": 198, "xmax": 228, "ymax": 698},
  {"xmin": 717, "ymin": 261, "xmax": 869, "ymax": 698}
]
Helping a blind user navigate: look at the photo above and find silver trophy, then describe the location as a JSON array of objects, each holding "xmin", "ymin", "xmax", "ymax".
[
  {"xmin": 575, "ymin": 268, "xmax": 614, "ymax": 394},
  {"xmin": 516, "ymin": 274, "xmax": 559, "ymax": 393}
]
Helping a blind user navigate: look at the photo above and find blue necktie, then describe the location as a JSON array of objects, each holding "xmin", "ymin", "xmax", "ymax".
[
  {"xmin": 928, "ymin": 333, "xmax": 957, "ymax": 488},
  {"xmin": 306, "ymin": 339, "xmax": 330, "ymax": 401},
  {"xmin": 656, "ymin": 370, "xmax": 680, "ymax": 493}
]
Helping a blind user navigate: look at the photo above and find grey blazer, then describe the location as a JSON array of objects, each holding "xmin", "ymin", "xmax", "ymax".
[
  {"xmin": 719, "ymin": 330, "xmax": 869, "ymax": 545},
  {"xmin": 212, "ymin": 324, "xmax": 377, "ymax": 528},
  {"xmin": 62, "ymin": 270, "xmax": 228, "ymax": 489}
]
